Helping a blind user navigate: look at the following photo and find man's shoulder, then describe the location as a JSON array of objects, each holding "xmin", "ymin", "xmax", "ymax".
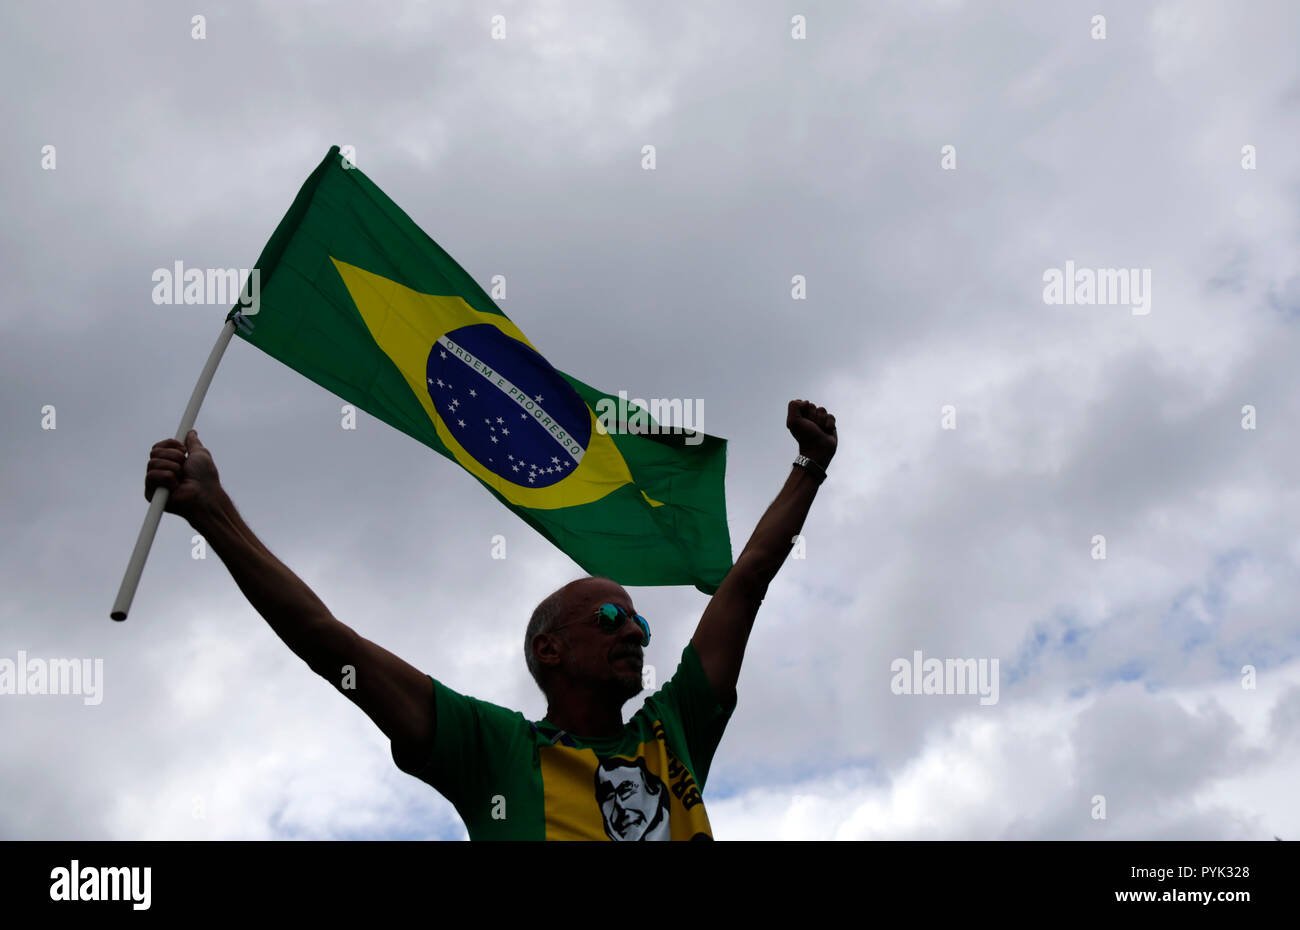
[
  {"xmin": 426, "ymin": 673, "xmax": 534, "ymax": 734},
  {"xmin": 627, "ymin": 644, "xmax": 697, "ymax": 725},
  {"xmin": 638, "ymin": 641, "xmax": 734, "ymax": 710}
]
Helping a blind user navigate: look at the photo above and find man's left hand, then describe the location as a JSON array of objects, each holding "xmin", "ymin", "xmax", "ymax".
[{"xmin": 787, "ymin": 399, "xmax": 836, "ymax": 467}]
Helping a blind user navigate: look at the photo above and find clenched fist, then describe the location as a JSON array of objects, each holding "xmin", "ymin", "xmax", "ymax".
[
  {"xmin": 787, "ymin": 399, "xmax": 836, "ymax": 468},
  {"xmin": 145, "ymin": 429, "xmax": 222, "ymax": 523}
]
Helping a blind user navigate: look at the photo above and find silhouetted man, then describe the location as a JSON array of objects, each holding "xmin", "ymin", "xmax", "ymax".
[{"xmin": 144, "ymin": 399, "xmax": 836, "ymax": 839}]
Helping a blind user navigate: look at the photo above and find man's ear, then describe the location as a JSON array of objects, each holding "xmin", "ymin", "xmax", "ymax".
[{"xmin": 533, "ymin": 631, "xmax": 565, "ymax": 669}]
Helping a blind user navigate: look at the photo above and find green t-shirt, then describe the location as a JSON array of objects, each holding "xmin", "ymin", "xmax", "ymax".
[{"xmin": 405, "ymin": 641, "xmax": 737, "ymax": 840}]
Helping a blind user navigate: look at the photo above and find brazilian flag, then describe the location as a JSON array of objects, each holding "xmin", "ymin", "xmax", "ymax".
[{"xmin": 224, "ymin": 146, "xmax": 732, "ymax": 594}]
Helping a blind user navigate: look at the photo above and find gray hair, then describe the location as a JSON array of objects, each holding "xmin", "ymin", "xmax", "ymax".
[{"xmin": 524, "ymin": 585, "xmax": 571, "ymax": 695}]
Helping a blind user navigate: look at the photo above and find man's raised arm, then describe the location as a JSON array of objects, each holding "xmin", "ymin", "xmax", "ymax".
[
  {"xmin": 144, "ymin": 430, "xmax": 434, "ymax": 771},
  {"xmin": 690, "ymin": 399, "xmax": 837, "ymax": 699}
]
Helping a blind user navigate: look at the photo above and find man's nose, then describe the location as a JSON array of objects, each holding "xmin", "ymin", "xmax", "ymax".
[{"xmin": 617, "ymin": 616, "xmax": 643, "ymax": 646}]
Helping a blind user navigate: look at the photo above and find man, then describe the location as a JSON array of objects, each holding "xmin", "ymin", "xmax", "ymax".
[{"xmin": 144, "ymin": 399, "xmax": 836, "ymax": 839}]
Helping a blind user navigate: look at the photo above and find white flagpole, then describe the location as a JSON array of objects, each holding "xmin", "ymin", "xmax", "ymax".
[{"xmin": 110, "ymin": 317, "xmax": 243, "ymax": 621}]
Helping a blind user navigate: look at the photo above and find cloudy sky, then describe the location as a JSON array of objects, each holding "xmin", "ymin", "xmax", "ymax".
[{"xmin": 2, "ymin": 0, "xmax": 1298, "ymax": 841}]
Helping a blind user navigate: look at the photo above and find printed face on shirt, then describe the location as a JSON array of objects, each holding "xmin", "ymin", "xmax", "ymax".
[{"xmin": 594, "ymin": 757, "xmax": 671, "ymax": 841}]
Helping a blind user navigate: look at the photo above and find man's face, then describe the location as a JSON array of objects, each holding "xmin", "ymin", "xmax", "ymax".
[{"xmin": 548, "ymin": 579, "xmax": 645, "ymax": 702}]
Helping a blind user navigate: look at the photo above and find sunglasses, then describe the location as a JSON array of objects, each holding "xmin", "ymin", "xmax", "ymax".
[{"xmin": 552, "ymin": 603, "xmax": 650, "ymax": 647}]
